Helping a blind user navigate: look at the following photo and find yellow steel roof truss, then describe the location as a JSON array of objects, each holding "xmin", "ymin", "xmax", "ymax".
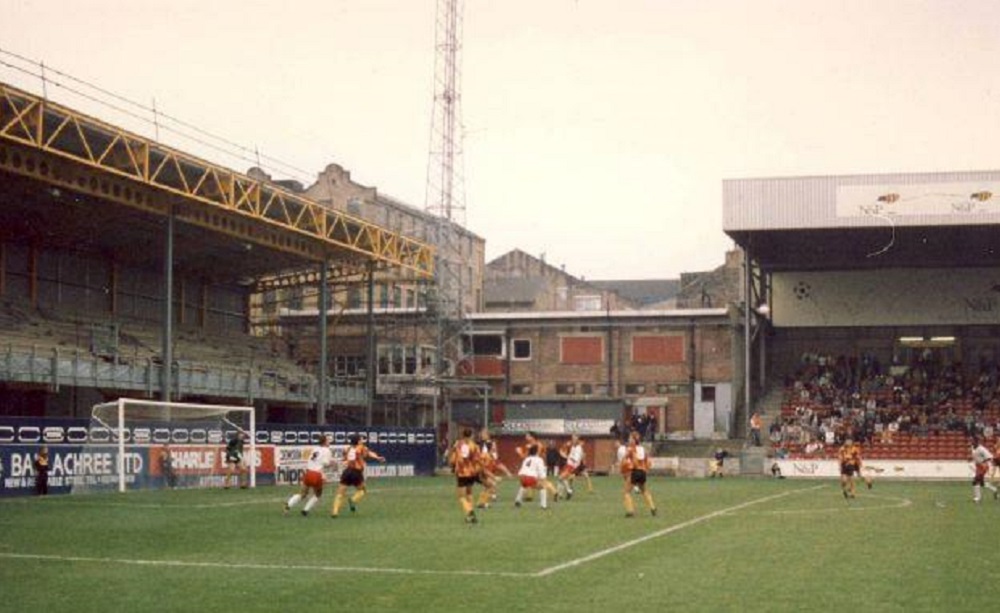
[
  {"xmin": 0, "ymin": 81, "xmax": 433, "ymax": 278},
  {"xmin": 0, "ymin": 89, "xmax": 38, "ymax": 142}
]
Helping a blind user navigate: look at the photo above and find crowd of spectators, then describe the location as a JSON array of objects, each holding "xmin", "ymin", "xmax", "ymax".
[
  {"xmin": 611, "ymin": 411, "xmax": 658, "ymax": 442},
  {"xmin": 771, "ymin": 349, "xmax": 1000, "ymax": 457}
]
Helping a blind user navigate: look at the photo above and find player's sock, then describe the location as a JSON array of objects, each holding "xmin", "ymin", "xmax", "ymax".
[
  {"xmin": 332, "ymin": 493, "xmax": 344, "ymax": 516},
  {"xmin": 643, "ymin": 491, "xmax": 656, "ymax": 512},
  {"xmin": 350, "ymin": 490, "xmax": 365, "ymax": 511},
  {"xmin": 286, "ymin": 494, "xmax": 302, "ymax": 510},
  {"xmin": 539, "ymin": 488, "xmax": 548, "ymax": 509},
  {"xmin": 974, "ymin": 485, "xmax": 982, "ymax": 502},
  {"xmin": 624, "ymin": 492, "xmax": 636, "ymax": 516},
  {"xmin": 514, "ymin": 487, "xmax": 524, "ymax": 507},
  {"xmin": 461, "ymin": 496, "xmax": 473, "ymax": 515},
  {"xmin": 304, "ymin": 495, "xmax": 318, "ymax": 513},
  {"xmin": 985, "ymin": 483, "xmax": 997, "ymax": 493}
]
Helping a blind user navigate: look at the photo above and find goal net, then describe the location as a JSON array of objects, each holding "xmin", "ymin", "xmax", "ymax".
[{"xmin": 70, "ymin": 398, "xmax": 256, "ymax": 494}]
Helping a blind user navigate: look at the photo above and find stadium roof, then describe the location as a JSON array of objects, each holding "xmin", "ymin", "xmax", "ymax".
[
  {"xmin": 0, "ymin": 172, "xmax": 308, "ymax": 283},
  {"xmin": 723, "ymin": 170, "xmax": 1000, "ymax": 271}
]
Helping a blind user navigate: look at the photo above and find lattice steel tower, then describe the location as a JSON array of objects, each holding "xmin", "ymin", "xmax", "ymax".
[{"xmin": 425, "ymin": 0, "xmax": 469, "ymax": 386}]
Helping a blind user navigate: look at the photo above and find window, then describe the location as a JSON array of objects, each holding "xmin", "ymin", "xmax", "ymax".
[
  {"xmin": 579, "ymin": 383, "xmax": 593, "ymax": 395},
  {"xmin": 334, "ymin": 355, "xmax": 365, "ymax": 377},
  {"xmin": 573, "ymin": 294, "xmax": 602, "ymax": 311},
  {"xmin": 405, "ymin": 288, "xmax": 415, "ymax": 309},
  {"xmin": 511, "ymin": 339, "xmax": 532, "ymax": 360},
  {"xmin": 632, "ymin": 335, "xmax": 685, "ymax": 364},
  {"xmin": 419, "ymin": 346, "xmax": 436, "ymax": 374},
  {"xmin": 511, "ymin": 384, "xmax": 533, "ymax": 395},
  {"xmin": 347, "ymin": 286, "xmax": 362, "ymax": 309},
  {"xmin": 701, "ymin": 386, "xmax": 716, "ymax": 402},
  {"xmin": 560, "ymin": 335, "xmax": 603, "ymax": 364},
  {"xmin": 624, "ymin": 383, "xmax": 646, "ymax": 395},
  {"xmin": 555, "ymin": 383, "xmax": 576, "ymax": 395},
  {"xmin": 287, "ymin": 286, "xmax": 304, "ymax": 310},
  {"xmin": 392, "ymin": 285, "xmax": 402, "ymax": 308},
  {"xmin": 594, "ymin": 383, "xmax": 610, "ymax": 396},
  {"xmin": 466, "ymin": 334, "xmax": 504, "ymax": 357},
  {"xmin": 262, "ymin": 290, "xmax": 278, "ymax": 315},
  {"xmin": 404, "ymin": 347, "xmax": 417, "ymax": 374},
  {"xmin": 377, "ymin": 346, "xmax": 391, "ymax": 375}
]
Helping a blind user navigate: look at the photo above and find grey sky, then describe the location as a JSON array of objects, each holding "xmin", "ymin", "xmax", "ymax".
[{"xmin": 2, "ymin": 0, "xmax": 999, "ymax": 279}]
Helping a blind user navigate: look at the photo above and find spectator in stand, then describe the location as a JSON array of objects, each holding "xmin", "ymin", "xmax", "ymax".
[
  {"xmin": 750, "ymin": 412, "xmax": 762, "ymax": 446},
  {"xmin": 769, "ymin": 421, "xmax": 782, "ymax": 444}
]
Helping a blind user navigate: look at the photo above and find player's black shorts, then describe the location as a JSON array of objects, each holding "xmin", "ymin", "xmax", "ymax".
[
  {"xmin": 840, "ymin": 463, "xmax": 858, "ymax": 477},
  {"xmin": 573, "ymin": 463, "xmax": 587, "ymax": 476},
  {"xmin": 340, "ymin": 467, "xmax": 364, "ymax": 487},
  {"xmin": 456, "ymin": 475, "xmax": 478, "ymax": 488},
  {"xmin": 630, "ymin": 469, "xmax": 648, "ymax": 486},
  {"xmin": 225, "ymin": 453, "xmax": 243, "ymax": 465}
]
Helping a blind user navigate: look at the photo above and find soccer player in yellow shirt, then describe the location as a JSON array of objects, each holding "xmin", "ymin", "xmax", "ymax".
[
  {"xmin": 331, "ymin": 434, "xmax": 385, "ymax": 518},
  {"xmin": 624, "ymin": 430, "xmax": 657, "ymax": 518},
  {"xmin": 450, "ymin": 428, "xmax": 484, "ymax": 523},
  {"xmin": 838, "ymin": 438, "xmax": 867, "ymax": 499}
]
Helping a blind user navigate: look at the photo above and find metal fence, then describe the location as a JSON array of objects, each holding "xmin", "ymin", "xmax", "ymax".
[{"xmin": 0, "ymin": 342, "xmax": 367, "ymax": 405}]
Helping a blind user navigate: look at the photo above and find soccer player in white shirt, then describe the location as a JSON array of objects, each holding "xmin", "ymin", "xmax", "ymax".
[
  {"xmin": 970, "ymin": 439, "xmax": 996, "ymax": 503},
  {"xmin": 514, "ymin": 445, "xmax": 551, "ymax": 510},
  {"xmin": 284, "ymin": 435, "xmax": 335, "ymax": 517},
  {"xmin": 557, "ymin": 434, "xmax": 587, "ymax": 499}
]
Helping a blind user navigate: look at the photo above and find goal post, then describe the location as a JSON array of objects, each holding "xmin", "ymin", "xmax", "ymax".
[{"xmin": 81, "ymin": 398, "xmax": 256, "ymax": 494}]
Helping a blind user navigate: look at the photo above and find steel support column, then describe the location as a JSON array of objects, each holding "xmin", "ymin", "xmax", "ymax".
[
  {"xmin": 317, "ymin": 259, "xmax": 329, "ymax": 424},
  {"xmin": 365, "ymin": 260, "xmax": 375, "ymax": 426},
  {"xmin": 162, "ymin": 208, "xmax": 174, "ymax": 402},
  {"xmin": 743, "ymin": 247, "xmax": 752, "ymax": 441}
]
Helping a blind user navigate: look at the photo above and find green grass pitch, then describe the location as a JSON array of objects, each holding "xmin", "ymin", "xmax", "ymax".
[{"xmin": 0, "ymin": 476, "xmax": 996, "ymax": 612}]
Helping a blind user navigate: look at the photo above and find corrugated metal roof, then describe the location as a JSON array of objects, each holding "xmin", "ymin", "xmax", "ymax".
[{"xmin": 724, "ymin": 170, "xmax": 1000, "ymax": 232}]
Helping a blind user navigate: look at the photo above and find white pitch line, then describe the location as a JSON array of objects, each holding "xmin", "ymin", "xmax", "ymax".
[
  {"xmin": 5, "ymin": 497, "xmax": 283, "ymax": 509},
  {"xmin": 533, "ymin": 484, "xmax": 825, "ymax": 577},
  {"xmin": 736, "ymin": 492, "xmax": 913, "ymax": 516},
  {"xmin": 0, "ymin": 552, "xmax": 533, "ymax": 579},
  {"xmin": 1, "ymin": 484, "xmax": 826, "ymax": 579}
]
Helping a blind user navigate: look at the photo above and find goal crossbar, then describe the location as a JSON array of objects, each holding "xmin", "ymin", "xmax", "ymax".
[{"xmin": 92, "ymin": 398, "xmax": 256, "ymax": 493}]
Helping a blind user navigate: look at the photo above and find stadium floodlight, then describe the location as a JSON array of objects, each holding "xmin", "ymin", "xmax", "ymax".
[{"xmin": 82, "ymin": 398, "xmax": 256, "ymax": 494}]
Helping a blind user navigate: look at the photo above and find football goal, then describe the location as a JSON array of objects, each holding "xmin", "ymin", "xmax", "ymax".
[{"xmin": 71, "ymin": 398, "xmax": 256, "ymax": 494}]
